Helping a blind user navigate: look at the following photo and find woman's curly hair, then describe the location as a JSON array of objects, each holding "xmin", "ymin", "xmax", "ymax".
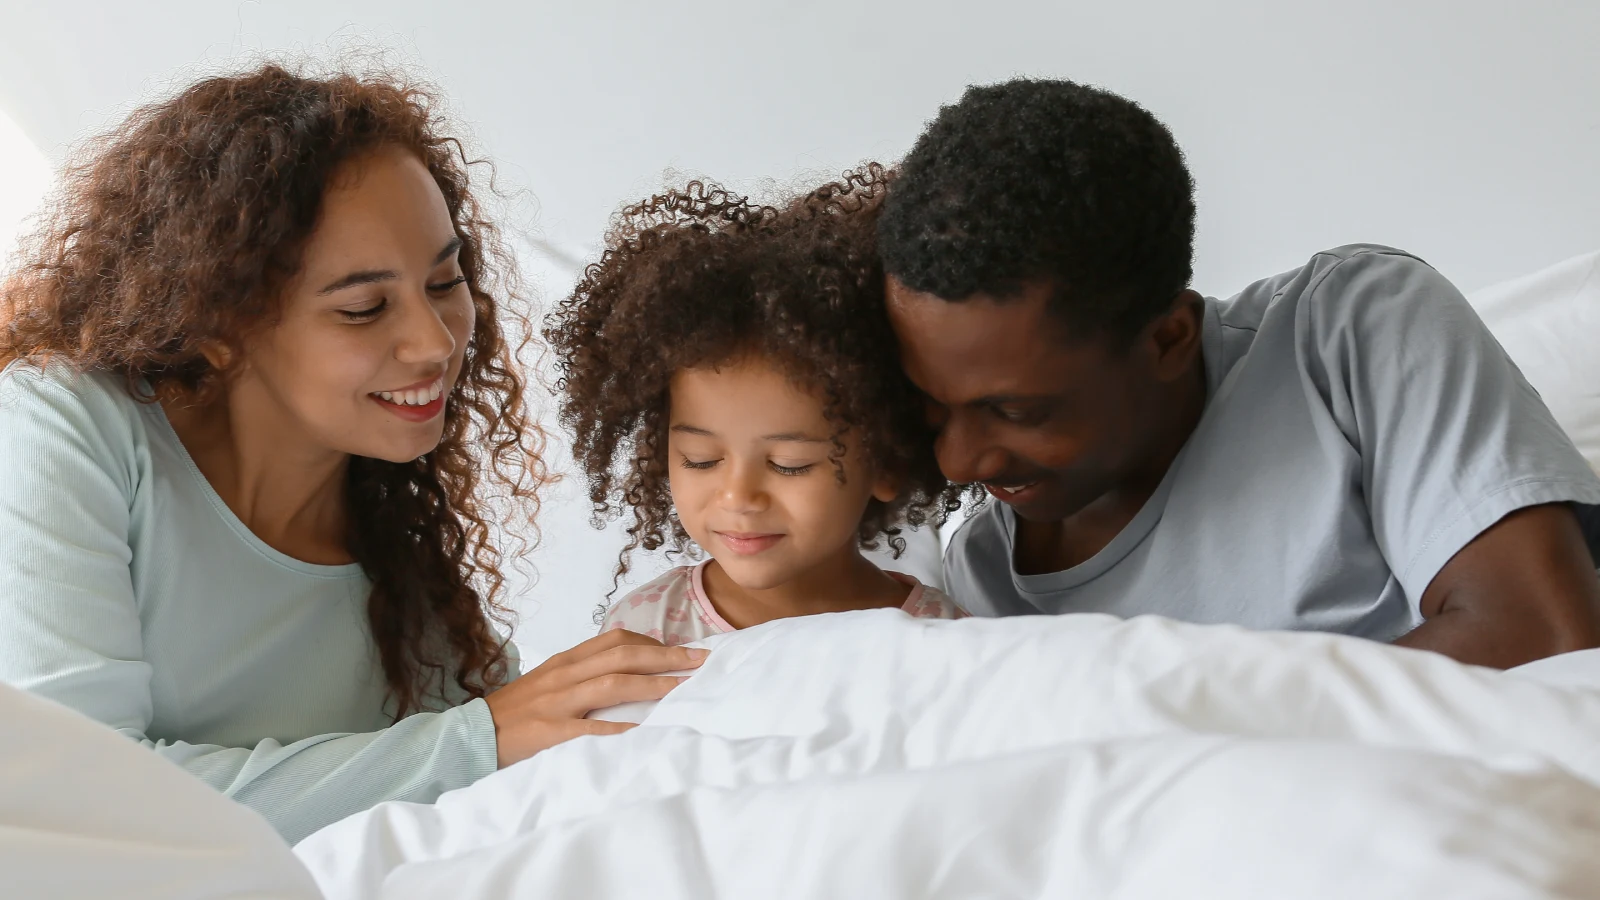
[
  {"xmin": 0, "ymin": 62, "xmax": 542, "ymax": 718},
  {"xmin": 545, "ymin": 164, "xmax": 963, "ymax": 595}
]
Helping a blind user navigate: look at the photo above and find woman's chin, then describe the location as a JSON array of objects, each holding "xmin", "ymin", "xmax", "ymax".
[{"xmin": 351, "ymin": 430, "xmax": 447, "ymax": 465}]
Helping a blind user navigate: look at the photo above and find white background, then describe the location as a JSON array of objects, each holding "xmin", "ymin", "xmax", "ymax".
[{"xmin": 2, "ymin": 0, "xmax": 1598, "ymax": 662}]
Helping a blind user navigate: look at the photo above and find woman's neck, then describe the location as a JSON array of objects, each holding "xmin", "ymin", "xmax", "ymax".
[
  {"xmin": 161, "ymin": 382, "xmax": 353, "ymax": 565},
  {"xmin": 700, "ymin": 543, "xmax": 910, "ymax": 631}
]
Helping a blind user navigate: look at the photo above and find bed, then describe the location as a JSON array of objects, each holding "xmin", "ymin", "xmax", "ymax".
[
  {"xmin": 10, "ymin": 250, "xmax": 1600, "ymax": 898},
  {"xmin": 293, "ymin": 611, "xmax": 1600, "ymax": 899},
  {"xmin": 287, "ymin": 248, "xmax": 1600, "ymax": 899}
]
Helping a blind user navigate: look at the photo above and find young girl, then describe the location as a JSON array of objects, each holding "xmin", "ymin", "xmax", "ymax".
[{"xmin": 545, "ymin": 167, "xmax": 968, "ymax": 645}]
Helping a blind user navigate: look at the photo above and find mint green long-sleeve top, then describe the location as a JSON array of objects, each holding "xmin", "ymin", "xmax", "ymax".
[{"xmin": 0, "ymin": 361, "xmax": 508, "ymax": 845}]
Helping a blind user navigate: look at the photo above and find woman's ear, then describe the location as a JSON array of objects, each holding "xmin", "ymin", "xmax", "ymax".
[{"xmin": 200, "ymin": 340, "xmax": 234, "ymax": 372}]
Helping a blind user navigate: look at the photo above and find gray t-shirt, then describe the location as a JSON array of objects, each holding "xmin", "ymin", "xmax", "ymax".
[{"xmin": 945, "ymin": 245, "xmax": 1600, "ymax": 639}]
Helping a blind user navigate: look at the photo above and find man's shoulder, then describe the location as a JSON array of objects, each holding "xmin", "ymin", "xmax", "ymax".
[
  {"xmin": 1209, "ymin": 243, "xmax": 1470, "ymax": 392},
  {"xmin": 1218, "ymin": 244, "xmax": 1435, "ymax": 327}
]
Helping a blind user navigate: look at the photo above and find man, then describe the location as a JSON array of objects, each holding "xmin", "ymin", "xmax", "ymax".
[{"xmin": 879, "ymin": 78, "xmax": 1600, "ymax": 668}]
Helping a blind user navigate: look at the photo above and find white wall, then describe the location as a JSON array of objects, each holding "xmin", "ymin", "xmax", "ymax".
[
  {"xmin": 0, "ymin": 109, "xmax": 51, "ymax": 269},
  {"xmin": 2, "ymin": 0, "xmax": 1598, "ymax": 662}
]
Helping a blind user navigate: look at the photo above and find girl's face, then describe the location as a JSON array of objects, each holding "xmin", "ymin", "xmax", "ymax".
[
  {"xmin": 667, "ymin": 356, "xmax": 898, "ymax": 591},
  {"xmin": 227, "ymin": 145, "xmax": 474, "ymax": 464}
]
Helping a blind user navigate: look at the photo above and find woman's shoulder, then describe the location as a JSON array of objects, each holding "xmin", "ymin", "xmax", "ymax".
[
  {"xmin": 0, "ymin": 359, "xmax": 150, "ymax": 454},
  {"xmin": 2, "ymin": 358, "xmax": 145, "ymax": 420}
]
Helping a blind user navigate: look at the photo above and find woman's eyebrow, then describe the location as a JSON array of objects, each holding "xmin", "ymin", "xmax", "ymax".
[
  {"xmin": 319, "ymin": 267, "xmax": 397, "ymax": 295},
  {"xmin": 433, "ymin": 236, "xmax": 463, "ymax": 266},
  {"xmin": 317, "ymin": 237, "xmax": 464, "ymax": 295}
]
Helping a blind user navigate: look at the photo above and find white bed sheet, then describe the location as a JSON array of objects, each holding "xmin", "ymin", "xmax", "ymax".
[{"xmin": 297, "ymin": 611, "xmax": 1600, "ymax": 899}]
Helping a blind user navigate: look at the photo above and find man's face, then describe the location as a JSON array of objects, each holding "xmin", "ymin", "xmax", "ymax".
[{"xmin": 886, "ymin": 277, "xmax": 1170, "ymax": 524}]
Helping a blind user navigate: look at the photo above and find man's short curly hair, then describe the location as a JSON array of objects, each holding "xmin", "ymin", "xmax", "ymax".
[
  {"xmin": 545, "ymin": 165, "xmax": 963, "ymax": 589},
  {"xmin": 878, "ymin": 78, "xmax": 1196, "ymax": 338}
]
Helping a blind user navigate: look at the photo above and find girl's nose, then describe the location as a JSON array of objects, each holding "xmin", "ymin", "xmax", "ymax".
[{"xmin": 716, "ymin": 463, "xmax": 769, "ymax": 513}]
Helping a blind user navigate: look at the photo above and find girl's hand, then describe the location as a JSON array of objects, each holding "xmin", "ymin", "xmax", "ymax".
[{"xmin": 483, "ymin": 629, "xmax": 706, "ymax": 768}]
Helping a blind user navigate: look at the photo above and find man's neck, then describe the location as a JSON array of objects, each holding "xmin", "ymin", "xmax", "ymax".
[
  {"xmin": 701, "ymin": 545, "xmax": 907, "ymax": 630},
  {"xmin": 162, "ymin": 382, "xmax": 352, "ymax": 565}
]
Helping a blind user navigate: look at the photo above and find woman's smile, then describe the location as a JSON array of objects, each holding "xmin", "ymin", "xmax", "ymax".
[{"xmin": 371, "ymin": 374, "xmax": 448, "ymax": 422}]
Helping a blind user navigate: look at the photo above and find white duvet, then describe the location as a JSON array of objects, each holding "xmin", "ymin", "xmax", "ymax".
[{"xmin": 296, "ymin": 611, "xmax": 1600, "ymax": 899}]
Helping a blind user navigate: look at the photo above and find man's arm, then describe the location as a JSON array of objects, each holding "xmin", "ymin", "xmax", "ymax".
[
  {"xmin": 1292, "ymin": 247, "xmax": 1600, "ymax": 667},
  {"xmin": 1395, "ymin": 503, "xmax": 1600, "ymax": 667}
]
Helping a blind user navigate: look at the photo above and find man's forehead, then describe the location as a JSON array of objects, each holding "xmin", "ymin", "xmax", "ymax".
[{"xmin": 889, "ymin": 281, "xmax": 1077, "ymax": 357}]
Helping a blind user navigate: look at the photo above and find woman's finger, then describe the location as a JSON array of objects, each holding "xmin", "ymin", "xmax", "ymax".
[
  {"xmin": 499, "ymin": 717, "xmax": 638, "ymax": 764},
  {"xmin": 547, "ymin": 718, "xmax": 637, "ymax": 742},
  {"xmin": 551, "ymin": 642, "xmax": 706, "ymax": 689},
  {"xmin": 546, "ymin": 672, "xmax": 687, "ymax": 720},
  {"xmin": 533, "ymin": 627, "xmax": 668, "ymax": 672}
]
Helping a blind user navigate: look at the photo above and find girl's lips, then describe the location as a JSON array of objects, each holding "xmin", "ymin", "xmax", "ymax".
[{"xmin": 715, "ymin": 532, "xmax": 785, "ymax": 555}]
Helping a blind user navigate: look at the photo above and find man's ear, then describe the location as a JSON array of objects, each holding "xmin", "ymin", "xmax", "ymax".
[{"xmin": 1145, "ymin": 290, "xmax": 1204, "ymax": 382}]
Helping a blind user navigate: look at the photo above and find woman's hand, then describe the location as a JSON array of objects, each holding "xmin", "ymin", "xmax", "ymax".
[{"xmin": 483, "ymin": 629, "xmax": 706, "ymax": 768}]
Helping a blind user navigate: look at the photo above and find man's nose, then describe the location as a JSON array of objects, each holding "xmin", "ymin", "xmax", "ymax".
[{"xmin": 934, "ymin": 414, "xmax": 1010, "ymax": 485}]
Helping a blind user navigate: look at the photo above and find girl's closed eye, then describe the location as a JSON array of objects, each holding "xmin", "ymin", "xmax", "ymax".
[
  {"xmin": 680, "ymin": 455, "xmax": 720, "ymax": 470},
  {"xmin": 769, "ymin": 460, "xmax": 816, "ymax": 476}
]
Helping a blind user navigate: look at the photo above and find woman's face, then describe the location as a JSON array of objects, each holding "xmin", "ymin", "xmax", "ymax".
[{"xmin": 231, "ymin": 145, "xmax": 475, "ymax": 464}]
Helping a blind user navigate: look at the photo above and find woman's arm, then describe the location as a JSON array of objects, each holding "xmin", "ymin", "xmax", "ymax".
[
  {"xmin": 0, "ymin": 366, "xmax": 703, "ymax": 844},
  {"xmin": 0, "ymin": 367, "xmax": 490, "ymax": 843},
  {"xmin": 141, "ymin": 706, "xmax": 498, "ymax": 845}
]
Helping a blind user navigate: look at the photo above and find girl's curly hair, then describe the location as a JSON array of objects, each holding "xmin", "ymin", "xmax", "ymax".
[
  {"xmin": 0, "ymin": 62, "xmax": 543, "ymax": 718},
  {"xmin": 544, "ymin": 164, "xmax": 963, "ymax": 596}
]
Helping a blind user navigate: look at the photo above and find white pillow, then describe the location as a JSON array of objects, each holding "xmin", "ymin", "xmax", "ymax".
[
  {"xmin": 0, "ymin": 683, "xmax": 320, "ymax": 899},
  {"xmin": 1468, "ymin": 250, "xmax": 1600, "ymax": 472}
]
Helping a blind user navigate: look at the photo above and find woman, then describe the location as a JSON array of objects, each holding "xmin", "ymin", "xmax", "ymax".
[{"xmin": 0, "ymin": 64, "xmax": 700, "ymax": 844}]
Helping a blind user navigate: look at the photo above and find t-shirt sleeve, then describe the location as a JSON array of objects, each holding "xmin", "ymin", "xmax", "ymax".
[
  {"xmin": 1301, "ymin": 248, "xmax": 1600, "ymax": 610},
  {"xmin": 0, "ymin": 367, "xmax": 498, "ymax": 845},
  {"xmin": 0, "ymin": 366, "xmax": 150, "ymax": 727},
  {"xmin": 601, "ymin": 568, "xmax": 715, "ymax": 645}
]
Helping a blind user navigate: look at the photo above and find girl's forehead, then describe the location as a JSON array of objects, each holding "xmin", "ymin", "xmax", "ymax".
[{"xmin": 668, "ymin": 358, "xmax": 834, "ymax": 440}]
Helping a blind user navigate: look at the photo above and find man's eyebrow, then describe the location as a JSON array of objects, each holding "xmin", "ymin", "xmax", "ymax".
[
  {"xmin": 969, "ymin": 394, "xmax": 1056, "ymax": 407},
  {"xmin": 317, "ymin": 237, "xmax": 464, "ymax": 296}
]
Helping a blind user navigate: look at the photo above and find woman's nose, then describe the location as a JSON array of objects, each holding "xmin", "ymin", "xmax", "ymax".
[{"xmin": 394, "ymin": 294, "xmax": 457, "ymax": 365}]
